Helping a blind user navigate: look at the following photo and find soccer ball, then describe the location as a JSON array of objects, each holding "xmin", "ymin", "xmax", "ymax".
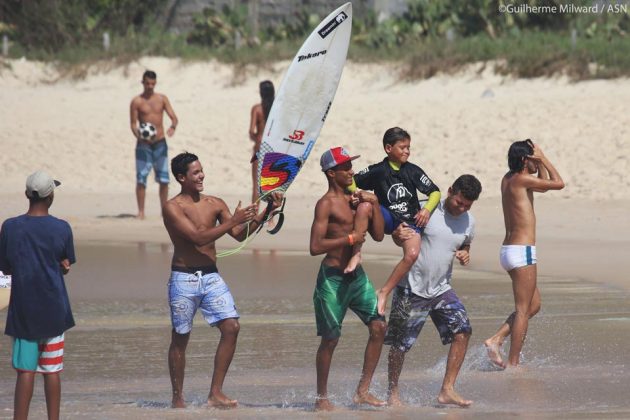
[{"xmin": 139, "ymin": 122, "xmax": 157, "ymax": 141}]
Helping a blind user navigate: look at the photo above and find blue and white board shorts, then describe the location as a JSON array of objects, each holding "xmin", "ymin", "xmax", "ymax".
[
  {"xmin": 136, "ymin": 139, "xmax": 169, "ymax": 186},
  {"xmin": 168, "ymin": 267, "xmax": 239, "ymax": 334},
  {"xmin": 500, "ymin": 245, "xmax": 537, "ymax": 272}
]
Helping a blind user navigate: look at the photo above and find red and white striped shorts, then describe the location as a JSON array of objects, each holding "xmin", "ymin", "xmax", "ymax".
[{"xmin": 12, "ymin": 334, "xmax": 65, "ymax": 374}]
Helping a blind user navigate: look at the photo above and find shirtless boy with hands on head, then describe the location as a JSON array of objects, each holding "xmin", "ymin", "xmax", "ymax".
[{"xmin": 485, "ymin": 139, "xmax": 565, "ymax": 369}]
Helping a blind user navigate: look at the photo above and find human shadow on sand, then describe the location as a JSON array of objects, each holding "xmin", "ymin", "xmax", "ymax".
[{"xmin": 97, "ymin": 213, "xmax": 137, "ymax": 219}]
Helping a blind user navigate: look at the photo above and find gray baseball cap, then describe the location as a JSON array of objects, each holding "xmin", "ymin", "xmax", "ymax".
[{"xmin": 26, "ymin": 171, "xmax": 61, "ymax": 199}]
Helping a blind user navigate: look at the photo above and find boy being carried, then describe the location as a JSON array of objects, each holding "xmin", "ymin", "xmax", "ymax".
[{"xmin": 348, "ymin": 127, "xmax": 440, "ymax": 315}]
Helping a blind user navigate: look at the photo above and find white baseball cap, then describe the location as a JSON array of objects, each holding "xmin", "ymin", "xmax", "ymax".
[{"xmin": 25, "ymin": 171, "xmax": 61, "ymax": 199}]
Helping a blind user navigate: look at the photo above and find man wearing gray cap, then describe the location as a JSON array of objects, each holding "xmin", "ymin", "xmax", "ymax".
[
  {"xmin": 309, "ymin": 147, "xmax": 386, "ymax": 411},
  {"xmin": 0, "ymin": 171, "xmax": 76, "ymax": 420}
]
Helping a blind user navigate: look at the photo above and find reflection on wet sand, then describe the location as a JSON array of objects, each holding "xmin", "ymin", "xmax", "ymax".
[{"xmin": 1, "ymin": 242, "xmax": 629, "ymax": 419}]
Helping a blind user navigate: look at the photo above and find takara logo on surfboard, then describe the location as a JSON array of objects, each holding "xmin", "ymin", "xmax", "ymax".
[
  {"xmin": 318, "ymin": 11, "xmax": 348, "ymax": 39},
  {"xmin": 298, "ymin": 50, "xmax": 327, "ymax": 62}
]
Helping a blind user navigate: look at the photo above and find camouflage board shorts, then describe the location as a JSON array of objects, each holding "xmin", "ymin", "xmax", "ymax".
[{"xmin": 385, "ymin": 287, "xmax": 471, "ymax": 352}]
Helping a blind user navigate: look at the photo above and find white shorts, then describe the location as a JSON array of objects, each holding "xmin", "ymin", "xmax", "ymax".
[
  {"xmin": 168, "ymin": 269, "xmax": 239, "ymax": 335},
  {"xmin": 500, "ymin": 245, "xmax": 537, "ymax": 272}
]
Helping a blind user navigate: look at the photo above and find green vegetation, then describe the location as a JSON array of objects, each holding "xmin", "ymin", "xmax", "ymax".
[
  {"xmin": 389, "ymin": 31, "xmax": 630, "ymax": 80},
  {"xmin": 1, "ymin": 0, "xmax": 629, "ymax": 81}
]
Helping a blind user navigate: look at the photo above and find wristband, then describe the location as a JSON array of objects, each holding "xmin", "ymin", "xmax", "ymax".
[{"xmin": 348, "ymin": 234, "xmax": 354, "ymax": 246}]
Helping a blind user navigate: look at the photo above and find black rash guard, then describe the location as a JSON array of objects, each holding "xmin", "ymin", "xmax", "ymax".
[{"xmin": 354, "ymin": 158, "xmax": 439, "ymax": 224}]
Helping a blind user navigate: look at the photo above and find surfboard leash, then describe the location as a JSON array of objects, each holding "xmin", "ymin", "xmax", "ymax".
[
  {"xmin": 256, "ymin": 195, "xmax": 286, "ymax": 235},
  {"xmin": 266, "ymin": 197, "xmax": 286, "ymax": 235},
  {"xmin": 216, "ymin": 187, "xmax": 285, "ymax": 258}
]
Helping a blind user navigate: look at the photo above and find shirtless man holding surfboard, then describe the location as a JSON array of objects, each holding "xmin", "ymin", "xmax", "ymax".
[
  {"xmin": 310, "ymin": 147, "xmax": 387, "ymax": 411},
  {"xmin": 162, "ymin": 152, "xmax": 281, "ymax": 409}
]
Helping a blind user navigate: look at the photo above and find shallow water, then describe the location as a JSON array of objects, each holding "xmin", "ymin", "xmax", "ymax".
[{"xmin": 1, "ymin": 242, "xmax": 629, "ymax": 419}]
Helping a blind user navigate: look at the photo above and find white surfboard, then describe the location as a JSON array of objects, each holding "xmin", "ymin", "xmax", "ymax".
[
  {"xmin": 0, "ymin": 271, "xmax": 11, "ymax": 311},
  {"xmin": 257, "ymin": 2, "xmax": 352, "ymax": 197}
]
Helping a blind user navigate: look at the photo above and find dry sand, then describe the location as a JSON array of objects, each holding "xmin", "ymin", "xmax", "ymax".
[{"xmin": 0, "ymin": 57, "xmax": 629, "ymax": 289}]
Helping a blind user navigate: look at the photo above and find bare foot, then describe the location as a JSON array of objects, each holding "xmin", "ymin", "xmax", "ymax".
[
  {"xmin": 484, "ymin": 339, "xmax": 506, "ymax": 369},
  {"xmin": 136, "ymin": 212, "xmax": 146, "ymax": 220},
  {"xmin": 314, "ymin": 397, "xmax": 334, "ymax": 411},
  {"xmin": 171, "ymin": 397, "xmax": 186, "ymax": 409},
  {"xmin": 376, "ymin": 289, "xmax": 388, "ymax": 316},
  {"xmin": 437, "ymin": 388, "xmax": 473, "ymax": 407},
  {"xmin": 344, "ymin": 251, "xmax": 362, "ymax": 274},
  {"xmin": 208, "ymin": 392, "xmax": 238, "ymax": 409},
  {"xmin": 353, "ymin": 392, "xmax": 387, "ymax": 407},
  {"xmin": 387, "ymin": 391, "xmax": 404, "ymax": 407},
  {"xmin": 504, "ymin": 363, "xmax": 527, "ymax": 373}
]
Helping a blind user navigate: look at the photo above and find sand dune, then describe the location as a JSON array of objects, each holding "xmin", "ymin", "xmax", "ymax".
[{"xmin": 1, "ymin": 57, "xmax": 628, "ymax": 200}]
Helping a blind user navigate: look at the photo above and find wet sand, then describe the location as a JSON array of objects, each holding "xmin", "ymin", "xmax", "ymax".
[{"xmin": 1, "ymin": 242, "xmax": 629, "ymax": 419}]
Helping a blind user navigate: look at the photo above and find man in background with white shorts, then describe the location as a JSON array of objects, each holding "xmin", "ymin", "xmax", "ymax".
[{"xmin": 484, "ymin": 139, "xmax": 564, "ymax": 369}]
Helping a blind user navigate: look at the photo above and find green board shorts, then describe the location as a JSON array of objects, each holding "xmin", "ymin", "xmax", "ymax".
[{"xmin": 313, "ymin": 263, "xmax": 384, "ymax": 339}]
